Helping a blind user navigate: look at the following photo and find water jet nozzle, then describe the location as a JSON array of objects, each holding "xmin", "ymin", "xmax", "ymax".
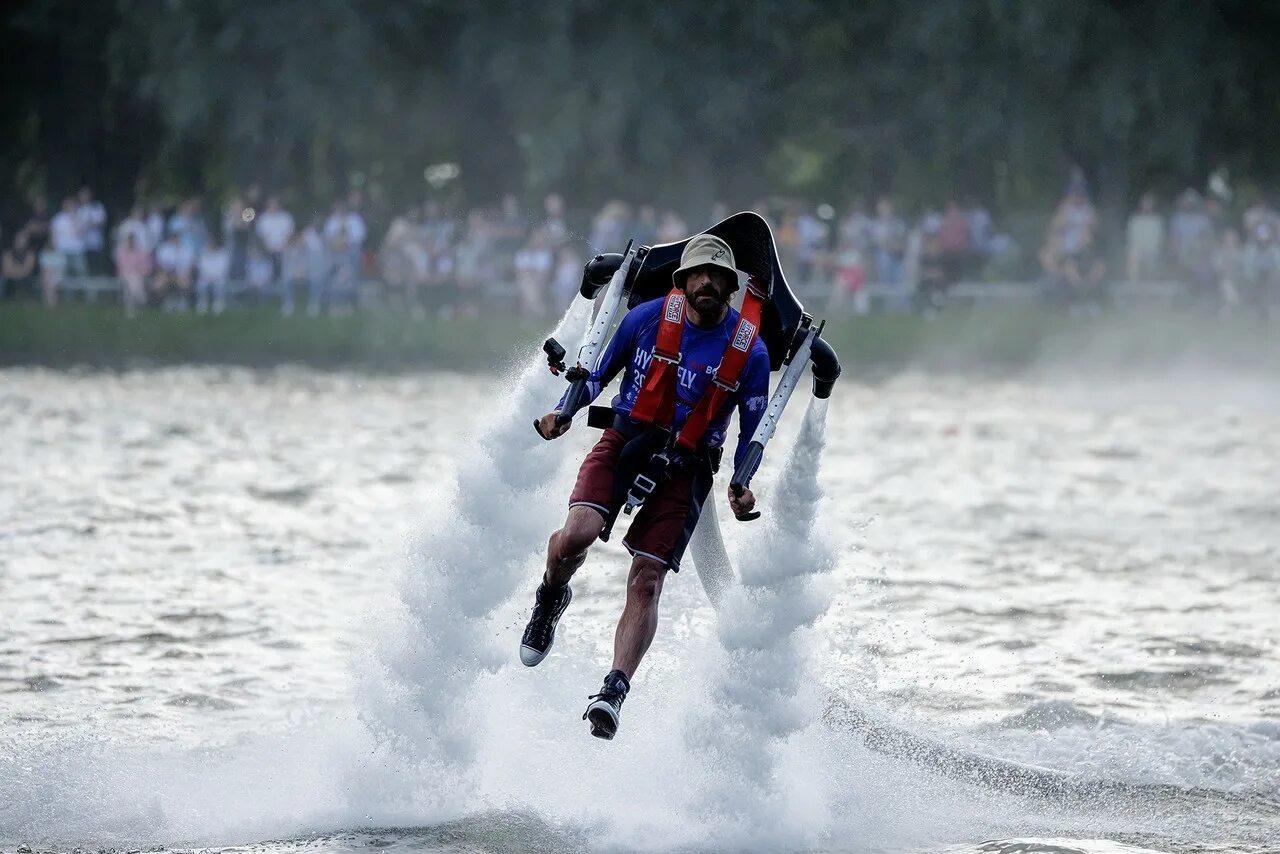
[{"xmin": 809, "ymin": 334, "xmax": 841, "ymax": 400}]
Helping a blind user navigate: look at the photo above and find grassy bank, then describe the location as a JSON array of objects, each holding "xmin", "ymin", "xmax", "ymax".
[{"xmin": 1, "ymin": 303, "xmax": 1276, "ymax": 373}]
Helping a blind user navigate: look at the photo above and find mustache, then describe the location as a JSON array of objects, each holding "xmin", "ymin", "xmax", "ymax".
[{"xmin": 692, "ymin": 286, "xmax": 726, "ymax": 301}]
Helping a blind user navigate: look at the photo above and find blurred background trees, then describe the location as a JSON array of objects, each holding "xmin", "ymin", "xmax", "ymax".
[{"xmin": 3, "ymin": 0, "xmax": 1278, "ymax": 230}]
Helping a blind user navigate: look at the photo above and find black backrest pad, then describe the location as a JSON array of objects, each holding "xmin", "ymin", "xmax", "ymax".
[{"xmin": 626, "ymin": 211, "xmax": 805, "ymax": 371}]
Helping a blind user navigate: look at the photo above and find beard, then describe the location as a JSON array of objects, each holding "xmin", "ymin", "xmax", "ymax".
[{"xmin": 691, "ymin": 286, "xmax": 727, "ymax": 312}]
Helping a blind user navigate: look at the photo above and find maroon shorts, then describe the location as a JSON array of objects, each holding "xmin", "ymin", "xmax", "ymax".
[{"xmin": 569, "ymin": 428, "xmax": 709, "ymax": 571}]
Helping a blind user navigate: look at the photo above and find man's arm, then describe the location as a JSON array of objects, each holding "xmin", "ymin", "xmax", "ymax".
[
  {"xmin": 722, "ymin": 343, "xmax": 771, "ymax": 519},
  {"xmin": 732, "ymin": 343, "xmax": 773, "ymax": 470},
  {"xmin": 543, "ymin": 306, "xmax": 645, "ymax": 436}
]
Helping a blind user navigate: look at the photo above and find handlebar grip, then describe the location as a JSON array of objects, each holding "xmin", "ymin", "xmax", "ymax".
[
  {"xmin": 558, "ymin": 379, "xmax": 588, "ymax": 426},
  {"xmin": 730, "ymin": 442, "xmax": 765, "ymax": 494},
  {"xmin": 730, "ymin": 474, "xmax": 762, "ymax": 521}
]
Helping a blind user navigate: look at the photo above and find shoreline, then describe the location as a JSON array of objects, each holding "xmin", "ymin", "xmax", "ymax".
[{"xmin": 1, "ymin": 303, "xmax": 1276, "ymax": 374}]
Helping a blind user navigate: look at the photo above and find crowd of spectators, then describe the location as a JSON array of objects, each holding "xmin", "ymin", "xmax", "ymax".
[
  {"xmin": 2, "ymin": 172, "xmax": 1277, "ymax": 319},
  {"xmin": 376, "ymin": 192, "xmax": 1012, "ymax": 318},
  {"xmin": 1, "ymin": 185, "xmax": 368, "ymax": 317},
  {"xmin": 1043, "ymin": 169, "xmax": 1280, "ymax": 313}
]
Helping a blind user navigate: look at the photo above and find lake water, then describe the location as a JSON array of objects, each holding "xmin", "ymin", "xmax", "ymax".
[{"xmin": 2, "ymin": 315, "xmax": 1278, "ymax": 853}]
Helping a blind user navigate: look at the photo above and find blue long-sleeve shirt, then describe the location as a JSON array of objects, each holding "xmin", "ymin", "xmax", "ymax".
[{"xmin": 558, "ymin": 297, "xmax": 772, "ymax": 469}]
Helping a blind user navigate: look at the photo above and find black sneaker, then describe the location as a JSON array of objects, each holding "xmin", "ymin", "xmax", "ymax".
[
  {"xmin": 519, "ymin": 582, "xmax": 572, "ymax": 667},
  {"xmin": 583, "ymin": 670, "xmax": 630, "ymax": 740}
]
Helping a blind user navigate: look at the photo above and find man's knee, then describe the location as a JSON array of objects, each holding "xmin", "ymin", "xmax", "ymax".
[{"xmin": 626, "ymin": 558, "xmax": 667, "ymax": 605}]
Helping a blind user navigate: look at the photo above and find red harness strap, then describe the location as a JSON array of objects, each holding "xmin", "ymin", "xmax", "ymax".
[
  {"xmin": 627, "ymin": 287, "xmax": 686, "ymax": 428},
  {"xmin": 628, "ymin": 279, "xmax": 768, "ymax": 453},
  {"xmin": 674, "ymin": 280, "xmax": 766, "ymax": 452}
]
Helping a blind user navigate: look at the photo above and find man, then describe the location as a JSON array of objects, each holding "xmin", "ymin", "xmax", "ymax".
[
  {"xmin": 75, "ymin": 187, "xmax": 107, "ymax": 275},
  {"xmin": 50, "ymin": 197, "xmax": 87, "ymax": 279},
  {"xmin": 1126, "ymin": 192, "xmax": 1164, "ymax": 282},
  {"xmin": 255, "ymin": 196, "xmax": 296, "ymax": 283},
  {"xmin": 523, "ymin": 234, "xmax": 771, "ymax": 740}
]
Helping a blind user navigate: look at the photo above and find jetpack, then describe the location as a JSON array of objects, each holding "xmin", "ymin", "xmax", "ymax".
[{"xmin": 538, "ymin": 210, "xmax": 841, "ymax": 513}]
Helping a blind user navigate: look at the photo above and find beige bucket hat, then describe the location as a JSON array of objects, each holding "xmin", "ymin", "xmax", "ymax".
[{"xmin": 672, "ymin": 234, "xmax": 740, "ymax": 290}]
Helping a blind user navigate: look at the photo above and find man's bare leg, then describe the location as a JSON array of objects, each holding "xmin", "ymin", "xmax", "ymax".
[
  {"xmin": 611, "ymin": 556, "xmax": 668, "ymax": 679},
  {"xmin": 520, "ymin": 505, "xmax": 605, "ymax": 667},
  {"xmin": 544, "ymin": 505, "xmax": 606, "ymax": 587}
]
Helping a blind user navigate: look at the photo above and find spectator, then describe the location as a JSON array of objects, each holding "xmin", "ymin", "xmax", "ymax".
[
  {"xmin": 323, "ymin": 201, "xmax": 349, "ymax": 249},
  {"xmin": 153, "ymin": 233, "xmax": 194, "ymax": 309},
  {"xmin": 196, "ymin": 238, "xmax": 231, "ymax": 315},
  {"xmin": 380, "ymin": 206, "xmax": 430, "ymax": 314},
  {"xmin": 827, "ymin": 242, "xmax": 868, "ymax": 315},
  {"xmin": 1063, "ymin": 164, "xmax": 1090, "ymax": 199},
  {"xmin": 542, "ymin": 193, "xmax": 569, "ymax": 246},
  {"xmin": 935, "ymin": 199, "xmax": 972, "ymax": 286},
  {"xmin": 246, "ymin": 246, "xmax": 274, "ymax": 302},
  {"xmin": 1168, "ymin": 189, "xmax": 1216, "ymax": 300},
  {"xmin": 1243, "ymin": 215, "xmax": 1280, "ymax": 314},
  {"xmin": 1038, "ymin": 233, "xmax": 1068, "ymax": 302},
  {"xmin": 1215, "ymin": 228, "xmax": 1246, "ymax": 308},
  {"xmin": 591, "ymin": 200, "xmax": 630, "ymax": 251},
  {"xmin": 346, "ymin": 188, "xmax": 370, "ymax": 277},
  {"xmin": 323, "ymin": 206, "xmax": 358, "ymax": 311},
  {"xmin": 431, "ymin": 236, "xmax": 456, "ymax": 306},
  {"xmin": 50, "ymin": 196, "xmax": 87, "ymax": 279},
  {"xmin": 655, "ymin": 209, "xmax": 687, "ymax": 244},
  {"xmin": 300, "ymin": 217, "xmax": 329, "ymax": 316},
  {"xmin": 1048, "ymin": 184, "xmax": 1097, "ymax": 261},
  {"xmin": 453, "ymin": 209, "xmax": 495, "ymax": 318},
  {"xmin": 1243, "ymin": 196, "xmax": 1275, "ymax": 236},
  {"xmin": 114, "ymin": 232, "xmax": 153, "ymax": 317},
  {"xmin": 421, "ymin": 200, "xmax": 454, "ymax": 257},
  {"xmin": 795, "ymin": 207, "xmax": 829, "ymax": 286},
  {"xmin": 2, "ymin": 231, "xmax": 38, "ymax": 300},
  {"xmin": 38, "ymin": 241, "xmax": 67, "ymax": 307},
  {"xmin": 223, "ymin": 192, "xmax": 254, "ymax": 281},
  {"xmin": 168, "ymin": 198, "xmax": 208, "ymax": 261},
  {"xmin": 493, "ymin": 193, "xmax": 528, "ymax": 259},
  {"xmin": 870, "ymin": 195, "xmax": 907, "ymax": 286},
  {"xmin": 965, "ymin": 196, "xmax": 995, "ymax": 260},
  {"xmin": 144, "ymin": 203, "xmax": 166, "ymax": 251},
  {"xmin": 775, "ymin": 210, "xmax": 800, "ymax": 276},
  {"xmin": 918, "ymin": 205, "xmax": 942, "ymax": 238},
  {"xmin": 1205, "ymin": 196, "xmax": 1229, "ymax": 236},
  {"xmin": 22, "ymin": 197, "xmax": 51, "ymax": 257},
  {"xmin": 913, "ymin": 232, "xmax": 948, "ymax": 314},
  {"xmin": 115, "ymin": 205, "xmax": 151, "ymax": 254},
  {"xmin": 1062, "ymin": 240, "xmax": 1107, "ymax": 311},
  {"xmin": 838, "ymin": 198, "xmax": 873, "ymax": 255},
  {"xmin": 1126, "ymin": 192, "xmax": 1164, "ymax": 282},
  {"xmin": 513, "ymin": 229, "xmax": 554, "ymax": 317},
  {"xmin": 75, "ymin": 186, "xmax": 107, "ymax": 275},
  {"xmin": 633, "ymin": 205, "xmax": 658, "ymax": 246},
  {"xmin": 281, "ymin": 229, "xmax": 314, "ymax": 318},
  {"xmin": 255, "ymin": 195, "xmax": 295, "ymax": 281}
]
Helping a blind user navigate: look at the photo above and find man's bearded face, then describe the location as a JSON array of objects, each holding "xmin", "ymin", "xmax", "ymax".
[{"xmin": 684, "ymin": 265, "xmax": 734, "ymax": 312}]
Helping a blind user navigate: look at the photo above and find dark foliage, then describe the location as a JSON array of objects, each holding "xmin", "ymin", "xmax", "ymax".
[{"xmin": 3, "ymin": 0, "xmax": 1278, "ymax": 227}]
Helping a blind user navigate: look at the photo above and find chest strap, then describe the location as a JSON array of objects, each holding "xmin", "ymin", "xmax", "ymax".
[
  {"xmin": 627, "ymin": 287, "xmax": 686, "ymax": 428},
  {"xmin": 674, "ymin": 278, "xmax": 766, "ymax": 452},
  {"xmin": 627, "ymin": 279, "xmax": 767, "ymax": 449}
]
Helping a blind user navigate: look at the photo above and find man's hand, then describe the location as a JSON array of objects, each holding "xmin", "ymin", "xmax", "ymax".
[
  {"xmin": 728, "ymin": 485, "xmax": 760, "ymax": 521},
  {"xmin": 535, "ymin": 411, "xmax": 571, "ymax": 440}
]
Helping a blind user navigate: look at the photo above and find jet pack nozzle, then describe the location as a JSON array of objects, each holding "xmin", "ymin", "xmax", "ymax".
[{"xmin": 809, "ymin": 336, "xmax": 841, "ymax": 400}]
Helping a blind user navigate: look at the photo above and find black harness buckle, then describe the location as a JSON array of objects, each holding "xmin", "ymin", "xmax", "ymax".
[{"xmin": 623, "ymin": 450, "xmax": 672, "ymax": 515}]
